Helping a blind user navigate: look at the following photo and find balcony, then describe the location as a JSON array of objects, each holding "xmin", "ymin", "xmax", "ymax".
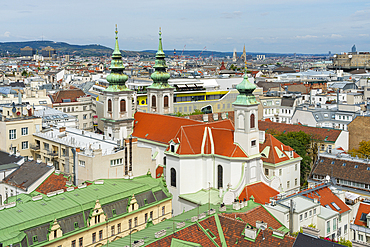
[
  {"xmin": 30, "ymin": 144, "xmax": 40, "ymax": 151},
  {"xmin": 47, "ymin": 151, "xmax": 59, "ymax": 157}
]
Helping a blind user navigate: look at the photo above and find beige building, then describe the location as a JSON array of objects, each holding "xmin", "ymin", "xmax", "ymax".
[
  {"xmin": 32, "ymin": 127, "xmax": 155, "ymax": 184},
  {"xmin": 0, "ymin": 103, "xmax": 42, "ymax": 158},
  {"xmin": 333, "ymin": 53, "xmax": 370, "ymax": 69}
]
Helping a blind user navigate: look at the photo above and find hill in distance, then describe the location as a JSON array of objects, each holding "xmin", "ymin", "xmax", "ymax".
[{"xmin": 0, "ymin": 41, "xmax": 155, "ymax": 57}]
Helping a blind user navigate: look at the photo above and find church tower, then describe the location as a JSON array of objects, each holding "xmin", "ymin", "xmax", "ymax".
[
  {"xmin": 233, "ymin": 71, "xmax": 259, "ymax": 156},
  {"xmin": 241, "ymin": 44, "xmax": 247, "ymax": 62},
  {"xmin": 101, "ymin": 25, "xmax": 134, "ymax": 140},
  {"xmin": 147, "ymin": 28, "xmax": 175, "ymax": 115}
]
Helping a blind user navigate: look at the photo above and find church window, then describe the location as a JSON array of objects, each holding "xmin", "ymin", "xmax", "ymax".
[
  {"xmin": 164, "ymin": 95, "xmax": 169, "ymax": 107},
  {"xmin": 217, "ymin": 165, "xmax": 223, "ymax": 189},
  {"xmin": 250, "ymin": 113, "xmax": 255, "ymax": 128},
  {"xmin": 120, "ymin": 99, "xmax": 126, "ymax": 112},
  {"xmin": 152, "ymin": 95, "xmax": 156, "ymax": 107},
  {"xmin": 108, "ymin": 99, "xmax": 112, "ymax": 112},
  {"xmin": 171, "ymin": 168, "xmax": 176, "ymax": 187}
]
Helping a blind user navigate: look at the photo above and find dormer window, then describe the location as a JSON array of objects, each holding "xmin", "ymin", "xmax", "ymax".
[{"xmin": 170, "ymin": 144, "xmax": 175, "ymax": 153}]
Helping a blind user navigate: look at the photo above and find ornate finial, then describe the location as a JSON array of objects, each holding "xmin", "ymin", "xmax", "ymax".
[{"xmin": 115, "ymin": 24, "xmax": 118, "ymax": 38}]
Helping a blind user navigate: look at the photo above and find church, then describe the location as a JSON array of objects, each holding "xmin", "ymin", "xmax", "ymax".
[{"xmin": 98, "ymin": 27, "xmax": 301, "ymax": 215}]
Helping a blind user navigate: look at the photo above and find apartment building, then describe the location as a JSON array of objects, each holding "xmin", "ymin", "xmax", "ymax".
[
  {"xmin": 32, "ymin": 127, "xmax": 155, "ymax": 184},
  {"xmin": 0, "ymin": 176, "xmax": 172, "ymax": 247},
  {"xmin": 50, "ymin": 88, "xmax": 94, "ymax": 130},
  {"xmin": 0, "ymin": 103, "xmax": 42, "ymax": 158}
]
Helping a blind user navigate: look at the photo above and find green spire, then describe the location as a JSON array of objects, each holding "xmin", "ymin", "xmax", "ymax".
[
  {"xmin": 105, "ymin": 24, "xmax": 129, "ymax": 92},
  {"xmin": 148, "ymin": 28, "xmax": 173, "ymax": 89},
  {"xmin": 232, "ymin": 70, "xmax": 258, "ymax": 105}
]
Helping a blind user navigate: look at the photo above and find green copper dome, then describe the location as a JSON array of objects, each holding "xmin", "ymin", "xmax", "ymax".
[
  {"xmin": 148, "ymin": 28, "xmax": 174, "ymax": 89},
  {"xmin": 105, "ymin": 25, "xmax": 129, "ymax": 92},
  {"xmin": 232, "ymin": 71, "xmax": 258, "ymax": 105}
]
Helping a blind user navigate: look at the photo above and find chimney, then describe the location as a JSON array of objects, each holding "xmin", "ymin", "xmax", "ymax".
[
  {"xmin": 244, "ymin": 226, "xmax": 257, "ymax": 239},
  {"xmin": 302, "ymin": 226, "xmax": 320, "ymax": 238},
  {"xmin": 256, "ymin": 220, "xmax": 267, "ymax": 230},
  {"xmin": 59, "ymin": 127, "xmax": 66, "ymax": 132}
]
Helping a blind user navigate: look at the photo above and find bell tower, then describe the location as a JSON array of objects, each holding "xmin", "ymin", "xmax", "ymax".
[
  {"xmin": 232, "ymin": 71, "xmax": 259, "ymax": 156},
  {"xmin": 101, "ymin": 25, "xmax": 134, "ymax": 140},
  {"xmin": 147, "ymin": 28, "xmax": 175, "ymax": 115}
]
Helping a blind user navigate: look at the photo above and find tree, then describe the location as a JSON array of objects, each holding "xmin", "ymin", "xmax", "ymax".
[
  {"xmin": 338, "ymin": 238, "xmax": 352, "ymax": 247},
  {"xmin": 21, "ymin": 70, "xmax": 28, "ymax": 77},
  {"xmin": 349, "ymin": 140, "xmax": 370, "ymax": 159}
]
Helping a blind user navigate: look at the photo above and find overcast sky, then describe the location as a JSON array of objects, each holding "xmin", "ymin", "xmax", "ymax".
[{"xmin": 1, "ymin": 0, "xmax": 370, "ymax": 54}]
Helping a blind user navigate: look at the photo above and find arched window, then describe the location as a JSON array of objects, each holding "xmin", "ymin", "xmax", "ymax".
[
  {"xmin": 217, "ymin": 165, "xmax": 223, "ymax": 189},
  {"xmin": 170, "ymin": 168, "xmax": 176, "ymax": 187},
  {"xmin": 152, "ymin": 95, "xmax": 156, "ymax": 107},
  {"xmin": 108, "ymin": 99, "xmax": 112, "ymax": 112},
  {"xmin": 164, "ymin": 95, "xmax": 169, "ymax": 108},
  {"xmin": 120, "ymin": 99, "xmax": 126, "ymax": 112},
  {"xmin": 250, "ymin": 113, "xmax": 255, "ymax": 129}
]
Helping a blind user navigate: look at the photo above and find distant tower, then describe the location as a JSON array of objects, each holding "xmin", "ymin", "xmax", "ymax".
[
  {"xmin": 101, "ymin": 25, "xmax": 134, "ymax": 140},
  {"xmin": 232, "ymin": 48, "xmax": 238, "ymax": 62},
  {"xmin": 147, "ymin": 28, "xmax": 175, "ymax": 115},
  {"xmin": 233, "ymin": 70, "xmax": 260, "ymax": 156},
  {"xmin": 351, "ymin": 44, "xmax": 357, "ymax": 53},
  {"xmin": 241, "ymin": 44, "xmax": 247, "ymax": 62}
]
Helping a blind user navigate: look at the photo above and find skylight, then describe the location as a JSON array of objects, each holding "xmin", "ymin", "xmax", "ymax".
[
  {"xmin": 325, "ymin": 204, "xmax": 331, "ymax": 209},
  {"xmin": 354, "ymin": 165, "xmax": 358, "ymax": 168},
  {"xmin": 342, "ymin": 163, "xmax": 346, "ymax": 166},
  {"xmin": 331, "ymin": 202, "xmax": 341, "ymax": 211},
  {"xmin": 331, "ymin": 161, "xmax": 335, "ymax": 165},
  {"xmin": 367, "ymin": 167, "xmax": 370, "ymax": 171}
]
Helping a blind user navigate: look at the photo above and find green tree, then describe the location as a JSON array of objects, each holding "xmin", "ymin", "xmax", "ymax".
[
  {"xmin": 21, "ymin": 70, "xmax": 28, "ymax": 77},
  {"xmin": 349, "ymin": 140, "xmax": 370, "ymax": 159},
  {"xmin": 338, "ymin": 237, "xmax": 352, "ymax": 247}
]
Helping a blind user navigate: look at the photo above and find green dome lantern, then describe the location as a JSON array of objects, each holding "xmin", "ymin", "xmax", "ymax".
[
  {"xmin": 232, "ymin": 71, "xmax": 258, "ymax": 105},
  {"xmin": 105, "ymin": 25, "xmax": 129, "ymax": 92},
  {"xmin": 148, "ymin": 28, "xmax": 173, "ymax": 89}
]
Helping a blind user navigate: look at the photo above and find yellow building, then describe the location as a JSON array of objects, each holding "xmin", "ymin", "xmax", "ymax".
[
  {"xmin": 0, "ymin": 175, "xmax": 172, "ymax": 247},
  {"xmin": 0, "ymin": 103, "xmax": 42, "ymax": 159}
]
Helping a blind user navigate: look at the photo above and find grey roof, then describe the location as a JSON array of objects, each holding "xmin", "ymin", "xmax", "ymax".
[
  {"xmin": 281, "ymin": 97, "xmax": 295, "ymax": 107},
  {"xmin": 3, "ymin": 161, "xmax": 53, "ymax": 190},
  {"xmin": 293, "ymin": 232, "xmax": 344, "ymax": 247},
  {"xmin": 0, "ymin": 150, "xmax": 23, "ymax": 166}
]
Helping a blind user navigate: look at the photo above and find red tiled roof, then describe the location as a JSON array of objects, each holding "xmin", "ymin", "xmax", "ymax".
[
  {"xmin": 258, "ymin": 120, "xmax": 342, "ymax": 142},
  {"xmin": 51, "ymin": 88, "xmax": 86, "ymax": 103},
  {"xmin": 36, "ymin": 173, "xmax": 91, "ymax": 194},
  {"xmin": 218, "ymin": 215, "xmax": 295, "ymax": 247},
  {"xmin": 172, "ymin": 120, "xmax": 247, "ymax": 158},
  {"xmin": 223, "ymin": 205, "xmax": 283, "ymax": 229},
  {"xmin": 301, "ymin": 187, "xmax": 350, "ymax": 214},
  {"xmin": 148, "ymin": 214, "xmax": 295, "ymax": 247},
  {"xmin": 155, "ymin": 166, "xmax": 163, "ymax": 179},
  {"xmin": 260, "ymin": 134, "xmax": 300, "ymax": 164},
  {"xmin": 354, "ymin": 203, "xmax": 370, "ymax": 227},
  {"xmin": 239, "ymin": 182, "xmax": 279, "ymax": 204},
  {"xmin": 133, "ymin": 112, "xmax": 201, "ymax": 144}
]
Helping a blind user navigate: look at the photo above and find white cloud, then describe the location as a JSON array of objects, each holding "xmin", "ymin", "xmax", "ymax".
[
  {"xmin": 359, "ymin": 34, "xmax": 369, "ymax": 37},
  {"xmin": 330, "ymin": 34, "xmax": 342, "ymax": 38},
  {"xmin": 221, "ymin": 11, "xmax": 242, "ymax": 19},
  {"xmin": 4, "ymin": 31, "xmax": 10, "ymax": 37},
  {"xmin": 295, "ymin": 35, "xmax": 318, "ymax": 39}
]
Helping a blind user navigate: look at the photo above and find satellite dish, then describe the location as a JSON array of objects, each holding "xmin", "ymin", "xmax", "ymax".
[
  {"xmin": 23, "ymin": 109, "xmax": 27, "ymax": 115},
  {"xmin": 12, "ymin": 107, "xmax": 16, "ymax": 113},
  {"xmin": 26, "ymin": 105, "xmax": 31, "ymax": 110}
]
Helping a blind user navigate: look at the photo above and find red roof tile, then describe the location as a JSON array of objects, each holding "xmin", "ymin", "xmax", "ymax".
[
  {"xmin": 222, "ymin": 205, "xmax": 283, "ymax": 229},
  {"xmin": 258, "ymin": 120, "xmax": 342, "ymax": 142},
  {"xmin": 173, "ymin": 120, "xmax": 247, "ymax": 158},
  {"xmin": 36, "ymin": 173, "xmax": 91, "ymax": 194},
  {"xmin": 51, "ymin": 88, "xmax": 86, "ymax": 103},
  {"xmin": 155, "ymin": 166, "xmax": 163, "ymax": 179},
  {"xmin": 133, "ymin": 112, "xmax": 201, "ymax": 144},
  {"xmin": 301, "ymin": 187, "xmax": 350, "ymax": 214},
  {"xmin": 354, "ymin": 203, "xmax": 370, "ymax": 227},
  {"xmin": 260, "ymin": 134, "xmax": 300, "ymax": 164},
  {"xmin": 239, "ymin": 182, "xmax": 279, "ymax": 204}
]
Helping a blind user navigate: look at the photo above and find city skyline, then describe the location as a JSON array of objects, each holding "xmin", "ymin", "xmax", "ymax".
[{"xmin": 1, "ymin": 0, "xmax": 370, "ymax": 54}]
